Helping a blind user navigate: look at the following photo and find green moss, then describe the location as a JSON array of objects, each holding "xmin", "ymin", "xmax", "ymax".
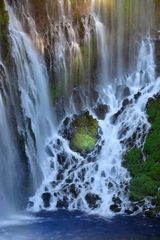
[
  {"xmin": 124, "ymin": 97, "xmax": 160, "ymax": 206},
  {"xmin": 130, "ymin": 175, "xmax": 159, "ymax": 201},
  {"xmin": 0, "ymin": 0, "xmax": 11, "ymax": 65},
  {"xmin": 123, "ymin": 148, "xmax": 143, "ymax": 177},
  {"xmin": 72, "ymin": 132, "xmax": 96, "ymax": 152},
  {"xmin": 70, "ymin": 112, "xmax": 99, "ymax": 154},
  {"xmin": 0, "ymin": 0, "xmax": 9, "ymax": 38}
]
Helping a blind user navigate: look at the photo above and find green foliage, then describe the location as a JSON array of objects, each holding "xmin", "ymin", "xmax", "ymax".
[
  {"xmin": 124, "ymin": 97, "xmax": 160, "ymax": 206},
  {"xmin": 123, "ymin": 148, "xmax": 143, "ymax": 177},
  {"xmin": 130, "ymin": 175, "xmax": 159, "ymax": 201},
  {"xmin": 70, "ymin": 112, "xmax": 99, "ymax": 154}
]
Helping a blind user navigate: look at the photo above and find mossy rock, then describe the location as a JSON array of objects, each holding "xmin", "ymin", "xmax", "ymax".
[
  {"xmin": 61, "ymin": 111, "xmax": 100, "ymax": 155},
  {"xmin": 70, "ymin": 112, "xmax": 99, "ymax": 155},
  {"xmin": 123, "ymin": 96, "xmax": 160, "ymax": 214}
]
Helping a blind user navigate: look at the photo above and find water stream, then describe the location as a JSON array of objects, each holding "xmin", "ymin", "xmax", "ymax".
[{"xmin": 0, "ymin": 0, "xmax": 160, "ymax": 224}]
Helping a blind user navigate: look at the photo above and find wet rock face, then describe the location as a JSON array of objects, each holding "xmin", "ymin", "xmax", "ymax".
[
  {"xmin": 60, "ymin": 111, "xmax": 102, "ymax": 156},
  {"xmin": 110, "ymin": 204, "xmax": 121, "ymax": 213},
  {"xmin": 85, "ymin": 192, "xmax": 101, "ymax": 209},
  {"xmin": 155, "ymin": 39, "xmax": 160, "ymax": 77},
  {"xmin": 110, "ymin": 195, "xmax": 122, "ymax": 213},
  {"xmin": 93, "ymin": 104, "xmax": 109, "ymax": 120},
  {"xmin": 56, "ymin": 196, "xmax": 69, "ymax": 209},
  {"xmin": 41, "ymin": 192, "xmax": 52, "ymax": 208}
]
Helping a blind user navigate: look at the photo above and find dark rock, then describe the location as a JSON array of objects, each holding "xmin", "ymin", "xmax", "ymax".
[
  {"xmin": 93, "ymin": 104, "xmax": 109, "ymax": 120},
  {"xmin": 63, "ymin": 117, "xmax": 70, "ymax": 127},
  {"xmin": 122, "ymin": 98, "xmax": 130, "ymax": 107},
  {"xmin": 145, "ymin": 209, "xmax": 156, "ymax": 218},
  {"xmin": 56, "ymin": 170, "xmax": 64, "ymax": 181},
  {"xmin": 151, "ymin": 198, "xmax": 157, "ymax": 206},
  {"xmin": 110, "ymin": 204, "xmax": 121, "ymax": 213},
  {"xmin": 41, "ymin": 192, "xmax": 51, "ymax": 208},
  {"xmin": 116, "ymin": 85, "xmax": 130, "ymax": 99},
  {"xmin": 56, "ymin": 196, "xmax": 68, "ymax": 209},
  {"xmin": 134, "ymin": 91, "xmax": 141, "ymax": 100},
  {"xmin": 125, "ymin": 209, "xmax": 133, "ymax": 215},
  {"xmin": 155, "ymin": 39, "xmax": 160, "ymax": 77},
  {"xmin": 85, "ymin": 192, "xmax": 101, "ymax": 209},
  {"xmin": 69, "ymin": 184, "xmax": 79, "ymax": 198},
  {"xmin": 132, "ymin": 205, "xmax": 139, "ymax": 212},
  {"xmin": 65, "ymin": 178, "xmax": 73, "ymax": 184},
  {"xmin": 57, "ymin": 153, "xmax": 66, "ymax": 165},
  {"xmin": 108, "ymin": 182, "xmax": 113, "ymax": 189},
  {"xmin": 112, "ymin": 196, "xmax": 122, "ymax": 205},
  {"xmin": 50, "ymin": 181, "xmax": 56, "ymax": 188}
]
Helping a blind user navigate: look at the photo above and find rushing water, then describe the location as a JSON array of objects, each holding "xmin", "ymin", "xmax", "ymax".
[
  {"xmin": 0, "ymin": 0, "xmax": 160, "ymax": 224},
  {"xmin": 29, "ymin": 38, "xmax": 160, "ymax": 216},
  {"xmin": 0, "ymin": 1, "xmax": 56, "ymax": 218},
  {"xmin": 26, "ymin": 1, "xmax": 160, "ymax": 215}
]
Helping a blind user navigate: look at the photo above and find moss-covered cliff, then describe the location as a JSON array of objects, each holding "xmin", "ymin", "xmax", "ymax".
[{"xmin": 124, "ymin": 96, "xmax": 160, "ymax": 216}]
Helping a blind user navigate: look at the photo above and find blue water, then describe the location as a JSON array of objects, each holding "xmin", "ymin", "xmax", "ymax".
[{"xmin": 0, "ymin": 211, "xmax": 160, "ymax": 240}]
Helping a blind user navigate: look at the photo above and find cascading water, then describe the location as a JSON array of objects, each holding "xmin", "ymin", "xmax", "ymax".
[
  {"xmin": 0, "ymin": 0, "xmax": 160, "ymax": 219},
  {"xmin": 7, "ymin": 2, "xmax": 55, "ymax": 185},
  {"xmin": 0, "ymin": 1, "xmax": 56, "ymax": 219},
  {"xmin": 29, "ymin": 37, "xmax": 160, "ymax": 216},
  {"xmin": 0, "ymin": 63, "xmax": 19, "ymax": 218}
]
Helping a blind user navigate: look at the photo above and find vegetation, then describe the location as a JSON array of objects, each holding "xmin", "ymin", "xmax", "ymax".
[
  {"xmin": 70, "ymin": 112, "xmax": 99, "ymax": 154},
  {"xmin": 124, "ymin": 97, "xmax": 160, "ymax": 211},
  {"xmin": 0, "ymin": 0, "xmax": 8, "ymax": 40},
  {"xmin": 0, "ymin": 0, "xmax": 11, "ymax": 64}
]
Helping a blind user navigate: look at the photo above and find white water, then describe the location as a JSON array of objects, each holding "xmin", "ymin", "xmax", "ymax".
[
  {"xmin": 26, "ymin": 1, "xmax": 160, "ymax": 216},
  {"xmin": 29, "ymin": 38, "xmax": 160, "ymax": 216},
  {"xmin": 6, "ymin": 4, "xmax": 55, "ymax": 201},
  {"xmin": 0, "ymin": 90, "xmax": 16, "ymax": 217},
  {"xmin": 0, "ymin": 0, "xmax": 160, "ymax": 218}
]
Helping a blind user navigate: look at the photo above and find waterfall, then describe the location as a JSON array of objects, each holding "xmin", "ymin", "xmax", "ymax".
[
  {"xmin": 29, "ymin": 37, "xmax": 160, "ymax": 216},
  {"xmin": 0, "ymin": 0, "xmax": 159, "ymax": 218},
  {"xmin": 0, "ymin": 1, "xmax": 56, "ymax": 218},
  {"xmin": 6, "ymin": 2, "xmax": 56, "ymax": 187},
  {"xmin": 0, "ymin": 64, "xmax": 18, "ymax": 217}
]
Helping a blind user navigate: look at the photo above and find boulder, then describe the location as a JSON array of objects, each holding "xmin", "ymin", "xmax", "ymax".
[
  {"xmin": 41, "ymin": 192, "xmax": 51, "ymax": 208},
  {"xmin": 56, "ymin": 196, "xmax": 68, "ymax": 209},
  {"xmin": 85, "ymin": 192, "xmax": 101, "ymax": 209},
  {"xmin": 110, "ymin": 204, "xmax": 121, "ymax": 213},
  {"xmin": 60, "ymin": 111, "xmax": 101, "ymax": 156},
  {"xmin": 93, "ymin": 104, "xmax": 109, "ymax": 120}
]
